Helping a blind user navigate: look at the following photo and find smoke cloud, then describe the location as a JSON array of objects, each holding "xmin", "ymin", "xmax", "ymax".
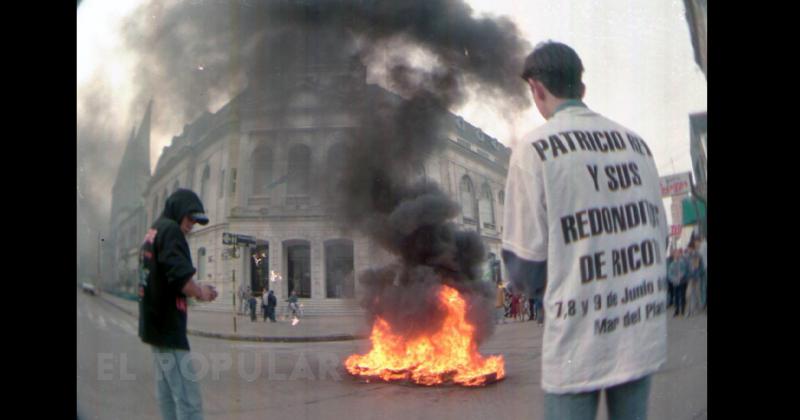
[{"xmin": 80, "ymin": 0, "xmax": 531, "ymax": 340}]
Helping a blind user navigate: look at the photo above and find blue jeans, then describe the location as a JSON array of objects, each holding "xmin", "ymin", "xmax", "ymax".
[
  {"xmin": 545, "ymin": 375, "xmax": 651, "ymax": 420},
  {"xmin": 673, "ymin": 283, "xmax": 687, "ymax": 316},
  {"xmin": 152, "ymin": 346, "xmax": 204, "ymax": 420},
  {"xmin": 687, "ymin": 278, "xmax": 702, "ymax": 315}
]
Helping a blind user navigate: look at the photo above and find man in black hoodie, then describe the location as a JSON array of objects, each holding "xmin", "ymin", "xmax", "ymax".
[{"xmin": 138, "ymin": 188, "xmax": 217, "ymax": 420}]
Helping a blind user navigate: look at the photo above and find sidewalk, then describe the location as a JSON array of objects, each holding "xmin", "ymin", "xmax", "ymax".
[{"xmin": 97, "ymin": 293, "xmax": 370, "ymax": 343}]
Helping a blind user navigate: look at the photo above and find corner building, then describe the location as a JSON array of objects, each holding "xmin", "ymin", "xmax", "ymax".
[{"xmin": 122, "ymin": 31, "xmax": 510, "ymax": 315}]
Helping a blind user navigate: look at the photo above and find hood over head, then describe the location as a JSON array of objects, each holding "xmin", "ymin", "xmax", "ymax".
[{"xmin": 160, "ymin": 189, "xmax": 208, "ymax": 225}]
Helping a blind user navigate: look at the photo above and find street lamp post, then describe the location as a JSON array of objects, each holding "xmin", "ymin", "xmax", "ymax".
[
  {"xmin": 232, "ymin": 268, "xmax": 237, "ymax": 333},
  {"xmin": 97, "ymin": 232, "xmax": 103, "ymax": 294}
]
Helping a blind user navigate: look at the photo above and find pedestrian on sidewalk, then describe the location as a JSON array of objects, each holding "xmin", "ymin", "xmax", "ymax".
[
  {"xmin": 668, "ymin": 248, "xmax": 688, "ymax": 317},
  {"xmin": 287, "ymin": 290, "xmax": 301, "ymax": 317},
  {"xmin": 685, "ymin": 240, "xmax": 705, "ymax": 317},
  {"xmin": 503, "ymin": 287, "xmax": 512, "ymax": 320},
  {"xmin": 237, "ymin": 285, "xmax": 246, "ymax": 315},
  {"xmin": 532, "ymin": 285, "xmax": 545, "ymax": 326},
  {"xmin": 248, "ymin": 293, "xmax": 257, "ymax": 322},
  {"xmin": 261, "ymin": 289, "xmax": 269, "ymax": 322},
  {"xmin": 138, "ymin": 188, "xmax": 218, "ymax": 420},
  {"xmin": 666, "ymin": 252, "xmax": 675, "ymax": 308},
  {"xmin": 697, "ymin": 235, "xmax": 708, "ymax": 310},
  {"xmin": 528, "ymin": 296, "xmax": 536, "ymax": 321},
  {"xmin": 495, "ymin": 284, "xmax": 506, "ymax": 324},
  {"xmin": 522, "ymin": 294, "xmax": 530, "ymax": 321},
  {"xmin": 510, "ymin": 293, "xmax": 520, "ymax": 321},
  {"xmin": 502, "ymin": 42, "xmax": 668, "ymax": 420},
  {"xmin": 266, "ymin": 290, "xmax": 277, "ymax": 322}
]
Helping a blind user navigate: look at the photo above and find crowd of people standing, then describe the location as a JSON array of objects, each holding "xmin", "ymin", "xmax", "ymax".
[
  {"xmin": 237, "ymin": 284, "xmax": 298, "ymax": 322},
  {"xmin": 667, "ymin": 235, "xmax": 708, "ymax": 317},
  {"xmin": 495, "ymin": 234, "xmax": 708, "ymax": 326},
  {"xmin": 496, "ymin": 284, "xmax": 544, "ymax": 325}
]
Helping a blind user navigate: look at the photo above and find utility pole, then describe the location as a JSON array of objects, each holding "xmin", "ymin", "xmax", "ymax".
[
  {"xmin": 97, "ymin": 232, "xmax": 103, "ymax": 293},
  {"xmin": 232, "ymin": 268, "xmax": 237, "ymax": 333}
]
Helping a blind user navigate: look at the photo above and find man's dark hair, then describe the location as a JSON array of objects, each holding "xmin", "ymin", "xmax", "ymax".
[{"xmin": 521, "ymin": 41, "xmax": 585, "ymax": 99}]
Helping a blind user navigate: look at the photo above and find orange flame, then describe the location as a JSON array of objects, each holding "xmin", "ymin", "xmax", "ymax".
[{"xmin": 345, "ymin": 284, "xmax": 505, "ymax": 386}]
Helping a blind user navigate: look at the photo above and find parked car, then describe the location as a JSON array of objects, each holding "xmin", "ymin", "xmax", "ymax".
[{"xmin": 81, "ymin": 282, "xmax": 97, "ymax": 296}]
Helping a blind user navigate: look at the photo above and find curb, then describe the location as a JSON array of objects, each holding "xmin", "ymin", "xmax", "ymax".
[
  {"xmin": 97, "ymin": 294, "xmax": 137, "ymax": 318},
  {"xmin": 187, "ymin": 329, "xmax": 368, "ymax": 343},
  {"xmin": 95, "ymin": 295, "xmax": 368, "ymax": 343}
]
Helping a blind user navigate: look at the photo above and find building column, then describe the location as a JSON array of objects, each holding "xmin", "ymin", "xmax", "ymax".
[
  {"xmin": 271, "ymin": 238, "xmax": 284, "ymax": 298},
  {"xmin": 311, "ymin": 238, "xmax": 325, "ymax": 299},
  {"xmin": 353, "ymin": 236, "xmax": 368, "ymax": 300}
]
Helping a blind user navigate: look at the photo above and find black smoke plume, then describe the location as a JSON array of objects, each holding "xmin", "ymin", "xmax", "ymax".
[{"xmin": 115, "ymin": 0, "xmax": 532, "ymax": 343}]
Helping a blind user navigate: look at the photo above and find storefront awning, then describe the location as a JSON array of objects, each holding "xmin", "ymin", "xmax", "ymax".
[{"xmin": 682, "ymin": 197, "xmax": 706, "ymax": 225}]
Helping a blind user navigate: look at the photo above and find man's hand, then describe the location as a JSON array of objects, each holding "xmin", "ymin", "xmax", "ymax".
[
  {"xmin": 198, "ymin": 284, "xmax": 218, "ymax": 302},
  {"xmin": 182, "ymin": 279, "xmax": 218, "ymax": 302}
]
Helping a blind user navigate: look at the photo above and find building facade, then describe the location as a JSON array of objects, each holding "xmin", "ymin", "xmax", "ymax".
[
  {"xmin": 108, "ymin": 102, "xmax": 152, "ymax": 294},
  {"xmin": 683, "ymin": 0, "xmax": 707, "ymax": 78},
  {"xmin": 111, "ymin": 68, "xmax": 510, "ymax": 314},
  {"xmin": 689, "ymin": 112, "xmax": 707, "ymax": 237}
]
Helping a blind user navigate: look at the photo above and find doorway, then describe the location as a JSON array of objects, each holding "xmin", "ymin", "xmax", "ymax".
[{"xmin": 286, "ymin": 242, "xmax": 311, "ymax": 298}]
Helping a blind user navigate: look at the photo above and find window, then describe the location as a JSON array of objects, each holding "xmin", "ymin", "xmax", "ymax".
[
  {"xmin": 475, "ymin": 128, "xmax": 485, "ymax": 142},
  {"xmin": 460, "ymin": 175, "xmax": 476, "ymax": 223},
  {"xmin": 197, "ymin": 248, "xmax": 206, "ymax": 283},
  {"xmin": 325, "ymin": 142, "xmax": 346, "ymax": 202},
  {"xmin": 231, "ymin": 169, "xmax": 237, "ymax": 194},
  {"xmin": 327, "ymin": 142, "xmax": 346, "ymax": 179},
  {"xmin": 287, "ymin": 144, "xmax": 311, "ymax": 197},
  {"xmin": 251, "ymin": 145, "xmax": 273, "ymax": 195},
  {"xmin": 219, "ymin": 169, "xmax": 225, "ymax": 198},
  {"xmin": 325, "ymin": 239, "xmax": 354, "ymax": 298},
  {"xmin": 199, "ymin": 165, "xmax": 211, "ymax": 204},
  {"xmin": 479, "ymin": 183, "xmax": 495, "ymax": 229},
  {"xmin": 250, "ymin": 244, "xmax": 269, "ymax": 293},
  {"xmin": 412, "ymin": 162, "xmax": 426, "ymax": 185}
]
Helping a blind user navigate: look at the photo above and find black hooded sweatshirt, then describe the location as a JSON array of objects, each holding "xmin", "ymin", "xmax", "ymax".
[{"xmin": 138, "ymin": 189, "xmax": 206, "ymax": 350}]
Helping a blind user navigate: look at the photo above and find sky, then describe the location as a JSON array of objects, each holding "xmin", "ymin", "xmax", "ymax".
[
  {"xmin": 77, "ymin": 0, "xmax": 706, "ymax": 229},
  {"xmin": 459, "ymin": 0, "xmax": 706, "ymax": 175}
]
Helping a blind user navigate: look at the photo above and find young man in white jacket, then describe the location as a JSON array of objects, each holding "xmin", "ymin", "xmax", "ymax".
[{"xmin": 502, "ymin": 41, "xmax": 669, "ymax": 420}]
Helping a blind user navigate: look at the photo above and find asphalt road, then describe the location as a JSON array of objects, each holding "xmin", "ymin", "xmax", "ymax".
[{"xmin": 77, "ymin": 291, "xmax": 706, "ymax": 420}]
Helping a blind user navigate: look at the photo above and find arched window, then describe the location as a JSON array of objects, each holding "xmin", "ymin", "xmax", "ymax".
[
  {"xmin": 251, "ymin": 145, "xmax": 273, "ymax": 195},
  {"xmin": 412, "ymin": 162, "xmax": 426, "ymax": 186},
  {"xmin": 287, "ymin": 144, "xmax": 311, "ymax": 196},
  {"xmin": 460, "ymin": 175, "xmax": 476, "ymax": 223},
  {"xmin": 327, "ymin": 142, "xmax": 346, "ymax": 178},
  {"xmin": 152, "ymin": 196, "xmax": 159, "ymax": 224},
  {"xmin": 197, "ymin": 248, "xmax": 206, "ymax": 283},
  {"xmin": 325, "ymin": 239, "xmax": 354, "ymax": 298},
  {"xmin": 199, "ymin": 165, "xmax": 211, "ymax": 204},
  {"xmin": 219, "ymin": 169, "xmax": 225, "ymax": 198},
  {"xmin": 479, "ymin": 183, "xmax": 495, "ymax": 229},
  {"xmin": 325, "ymin": 142, "xmax": 346, "ymax": 202}
]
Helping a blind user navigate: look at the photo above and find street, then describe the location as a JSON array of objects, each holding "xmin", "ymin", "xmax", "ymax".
[{"xmin": 77, "ymin": 291, "xmax": 706, "ymax": 420}]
